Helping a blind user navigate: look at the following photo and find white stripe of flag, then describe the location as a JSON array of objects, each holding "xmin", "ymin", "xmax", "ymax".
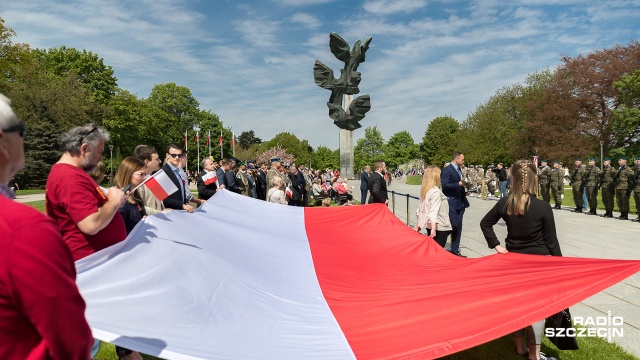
[{"xmin": 145, "ymin": 171, "xmax": 179, "ymax": 201}]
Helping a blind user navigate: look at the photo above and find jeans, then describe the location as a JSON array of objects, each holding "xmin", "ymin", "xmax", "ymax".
[{"xmin": 500, "ymin": 181, "xmax": 507, "ymax": 198}]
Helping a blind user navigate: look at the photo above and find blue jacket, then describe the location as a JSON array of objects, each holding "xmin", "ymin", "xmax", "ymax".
[
  {"xmin": 441, "ymin": 164, "xmax": 470, "ymax": 211},
  {"xmin": 360, "ymin": 171, "xmax": 369, "ymax": 191}
]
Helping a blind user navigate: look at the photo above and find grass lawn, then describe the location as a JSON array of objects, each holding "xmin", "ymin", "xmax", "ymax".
[
  {"xmin": 25, "ymin": 200, "xmax": 46, "ymax": 213},
  {"xmin": 406, "ymin": 175, "xmax": 422, "ymax": 185},
  {"xmin": 16, "ymin": 189, "xmax": 45, "ymax": 195},
  {"xmin": 94, "ymin": 332, "xmax": 637, "ymax": 359}
]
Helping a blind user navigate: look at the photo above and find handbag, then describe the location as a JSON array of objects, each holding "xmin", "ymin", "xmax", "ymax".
[{"xmin": 545, "ymin": 308, "xmax": 579, "ymax": 350}]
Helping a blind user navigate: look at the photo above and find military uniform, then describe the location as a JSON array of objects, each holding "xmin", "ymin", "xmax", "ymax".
[
  {"xmin": 584, "ymin": 158, "xmax": 602, "ymax": 215},
  {"xmin": 538, "ymin": 161, "xmax": 552, "ymax": 203},
  {"xmin": 550, "ymin": 161, "xmax": 564, "ymax": 209},
  {"xmin": 614, "ymin": 156, "xmax": 635, "ymax": 220},
  {"xmin": 600, "ymin": 158, "xmax": 617, "ymax": 218},
  {"xmin": 570, "ymin": 159, "xmax": 587, "ymax": 213},
  {"xmin": 632, "ymin": 157, "xmax": 640, "ymax": 222}
]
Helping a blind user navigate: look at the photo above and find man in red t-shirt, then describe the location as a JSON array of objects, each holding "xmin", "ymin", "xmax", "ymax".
[
  {"xmin": 46, "ymin": 124, "xmax": 127, "ymax": 261},
  {"xmin": 0, "ymin": 94, "xmax": 93, "ymax": 359}
]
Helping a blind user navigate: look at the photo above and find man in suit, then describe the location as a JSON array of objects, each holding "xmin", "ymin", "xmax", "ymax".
[
  {"xmin": 256, "ymin": 162, "xmax": 267, "ymax": 201},
  {"xmin": 360, "ymin": 165, "xmax": 370, "ymax": 204},
  {"xmin": 442, "ymin": 151, "xmax": 470, "ymax": 257},
  {"xmin": 160, "ymin": 143, "xmax": 194, "ymax": 212},
  {"xmin": 368, "ymin": 161, "xmax": 388, "ymax": 205},
  {"xmin": 197, "ymin": 157, "xmax": 221, "ymax": 201}
]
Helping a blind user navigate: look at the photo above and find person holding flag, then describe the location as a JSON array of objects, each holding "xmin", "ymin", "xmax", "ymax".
[{"xmin": 197, "ymin": 157, "xmax": 222, "ymax": 201}]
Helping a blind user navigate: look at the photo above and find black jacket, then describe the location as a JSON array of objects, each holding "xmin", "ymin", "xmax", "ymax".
[
  {"xmin": 197, "ymin": 170, "xmax": 218, "ymax": 201},
  {"xmin": 368, "ymin": 171, "xmax": 388, "ymax": 204},
  {"xmin": 161, "ymin": 163, "xmax": 187, "ymax": 210}
]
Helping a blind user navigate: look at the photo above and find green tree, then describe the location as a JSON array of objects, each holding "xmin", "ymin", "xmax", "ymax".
[
  {"xmin": 312, "ymin": 145, "xmax": 339, "ymax": 169},
  {"xmin": 611, "ymin": 70, "xmax": 640, "ymax": 156},
  {"xmin": 385, "ymin": 130, "xmax": 418, "ymax": 169},
  {"xmin": 354, "ymin": 126, "xmax": 385, "ymax": 170},
  {"xmin": 237, "ymin": 130, "xmax": 262, "ymax": 149},
  {"xmin": 263, "ymin": 132, "xmax": 311, "ymax": 165},
  {"xmin": 146, "ymin": 82, "xmax": 200, "ymax": 149},
  {"xmin": 31, "ymin": 46, "xmax": 117, "ymax": 103},
  {"xmin": 0, "ymin": 18, "xmax": 32, "ymax": 93},
  {"xmin": 421, "ymin": 116, "xmax": 459, "ymax": 166}
]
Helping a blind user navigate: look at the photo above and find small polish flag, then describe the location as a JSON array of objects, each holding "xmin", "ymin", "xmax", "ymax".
[
  {"xmin": 145, "ymin": 171, "xmax": 179, "ymax": 201},
  {"xmin": 202, "ymin": 171, "xmax": 218, "ymax": 186},
  {"xmin": 285, "ymin": 186, "xmax": 293, "ymax": 199}
]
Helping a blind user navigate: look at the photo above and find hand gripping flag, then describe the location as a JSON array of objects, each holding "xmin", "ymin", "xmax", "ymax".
[
  {"xmin": 140, "ymin": 170, "xmax": 179, "ymax": 201},
  {"xmin": 76, "ymin": 190, "xmax": 640, "ymax": 360},
  {"xmin": 285, "ymin": 186, "xmax": 293, "ymax": 199}
]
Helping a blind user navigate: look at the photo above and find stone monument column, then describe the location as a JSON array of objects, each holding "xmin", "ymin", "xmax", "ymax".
[{"xmin": 313, "ymin": 33, "xmax": 372, "ymax": 180}]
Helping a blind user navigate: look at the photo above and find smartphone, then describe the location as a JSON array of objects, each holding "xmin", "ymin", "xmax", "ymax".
[{"xmin": 122, "ymin": 184, "xmax": 131, "ymax": 193}]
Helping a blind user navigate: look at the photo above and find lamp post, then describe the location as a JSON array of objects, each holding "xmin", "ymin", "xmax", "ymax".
[
  {"xmin": 600, "ymin": 141, "xmax": 604, "ymax": 169},
  {"xmin": 108, "ymin": 144, "xmax": 114, "ymax": 183},
  {"xmin": 193, "ymin": 123, "xmax": 201, "ymax": 175}
]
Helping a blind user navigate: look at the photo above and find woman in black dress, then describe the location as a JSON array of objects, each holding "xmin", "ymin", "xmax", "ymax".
[{"xmin": 480, "ymin": 160, "xmax": 561, "ymax": 360}]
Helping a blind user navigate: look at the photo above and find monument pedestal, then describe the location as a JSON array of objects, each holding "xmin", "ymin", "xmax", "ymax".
[{"xmin": 339, "ymin": 128, "xmax": 354, "ymax": 179}]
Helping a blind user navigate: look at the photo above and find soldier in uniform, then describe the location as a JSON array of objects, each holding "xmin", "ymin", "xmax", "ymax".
[
  {"xmin": 614, "ymin": 156, "xmax": 635, "ymax": 220},
  {"xmin": 538, "ymin": 160, "xmax": 552, "ymax": 203},
  {"xmin": 600, "ymin": 157, "xmax": 617, "ymax": 218},
  {"xmin": 468, "ymin": 165, "xmax": 477, "ymax": 196},
  {"xmin": 550, "ymin": 160, "xmax": 564, "ymax": 209},
  {"xmin": 584, "ymin": 158, "xmax": 602, "ymax": 215},
  {"xmin": 486, "ymin": 165, "xmax": 496, "ymax": 200},
  {"xmin": 570, "ymin": 158, "xmax": 587, "ymax": 213},
  {"xmin": 266, "ymin": 157, "xmax": 285, "ymax": 200},
  {"xmin": 632, "ymin": 156, "xmax": 640, "ymax": 222}
]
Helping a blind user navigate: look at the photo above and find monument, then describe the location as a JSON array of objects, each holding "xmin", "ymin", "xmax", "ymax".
[{"xmin": 314, "ymin": 32, "xmax": 372, "ymax": 179}]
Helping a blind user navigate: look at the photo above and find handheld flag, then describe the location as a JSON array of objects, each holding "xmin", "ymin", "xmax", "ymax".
[
  {"xmin": 202, "ymin": 171, "xmax": 218, "ymax": 186},
  {"xmin": 138, "ymin": 171, "xmax": 179, "ymax": 201},
  {"xmin": 285, "ymin": 186, "xmax": 293, "ymax": 199}
]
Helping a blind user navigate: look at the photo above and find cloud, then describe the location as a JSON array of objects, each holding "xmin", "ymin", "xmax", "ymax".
[
  {"xmin": 274, "ymin": 0, "xmax": 335, "ymax": 5},
  {"xmin": 233, "ymin": 19, "xmax": 281, "ymax": 48},
  {"xmin": 363, "ymin": 0, "xmax": 428, "ymax": 15},
  {"xmin": 290, "ymin": 12, "xmax": 322, "ymax": 29}
]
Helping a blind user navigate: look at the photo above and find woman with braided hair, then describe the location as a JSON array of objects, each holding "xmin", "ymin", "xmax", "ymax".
[{"xmin": 480, "ymin": 160, "xmax": 562, "ymax": 360}]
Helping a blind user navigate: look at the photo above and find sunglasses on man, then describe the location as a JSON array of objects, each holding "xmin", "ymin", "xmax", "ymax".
[
  {"xmin": 168, "ymin": 153, "xmax": 186, "ymax": 159},
  {"xmin": 2, "ymin": 122, "xmax": 26, "ymax": 138}
]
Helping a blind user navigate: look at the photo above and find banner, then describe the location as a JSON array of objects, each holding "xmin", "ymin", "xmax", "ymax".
[{"xmin": 76, "ymin": 190, "xmax": 640, "ymax": 360}]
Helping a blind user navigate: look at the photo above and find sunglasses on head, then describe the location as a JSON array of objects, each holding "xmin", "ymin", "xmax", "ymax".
[
  {"xmin": 79, "ymin": 126, "xmax": 98, "ymax": 144},
  {"xmin": 3, "ymin": 122, "xmax": 26, "ymax": 138},
  {"xmin": 168, "ymin": 153, "xmax": 186, "ymax": 158}
]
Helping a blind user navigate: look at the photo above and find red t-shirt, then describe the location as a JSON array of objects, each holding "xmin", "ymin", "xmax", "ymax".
[
  {"xmin": 0, "ymin": 196, "xmax": 93, "ymax": 359},
  {"xmin": 46, "ymin": 163, "xmax": 126, "ymax": 261}
]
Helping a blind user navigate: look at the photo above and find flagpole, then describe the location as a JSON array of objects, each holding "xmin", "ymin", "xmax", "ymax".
[
  {"xmin": 220, "ymin": 130, "xmax": 224, "ymax": 159},
  {"xmin": 208, "ymin": 130, "xmax": 211, "ymax": 157},
  {"xmin": 232, "ymin": 130, "xmax": 236, "ymax": 157},
  {"xmin": 185, "ymin": 128, "xmax": 188, "ymax": 175},
  {"xmin": 197, "ymin": 130, "xmax": 200, "ymax": 175}
]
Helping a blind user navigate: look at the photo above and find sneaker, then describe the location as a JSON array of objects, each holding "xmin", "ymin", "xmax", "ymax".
[{"xmin": 539, "ymin": 352, "xmax": 557, "ymax": 360}]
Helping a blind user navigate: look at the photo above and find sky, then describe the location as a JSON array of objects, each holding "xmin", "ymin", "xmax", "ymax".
[{"xmin": 2, "ymin": 0, "xmax": 640, "ymax": 149}]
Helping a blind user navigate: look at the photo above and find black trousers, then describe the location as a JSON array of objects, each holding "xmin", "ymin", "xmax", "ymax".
[{"xmin": 426, "ymin": 228, "xmax": 453, "ymax": 248}]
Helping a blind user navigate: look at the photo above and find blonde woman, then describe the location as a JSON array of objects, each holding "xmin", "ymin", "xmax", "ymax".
[
  {"xmin": 480, "ymin": 160, "xmax": 562, "ymax": 360},
  {"xmin": 414, "ymin": 165, "xmax": 452, "ymax": 248},
  {"xmin": 115, "ymin": 157, "xmax": 148, "ymax": 235}
]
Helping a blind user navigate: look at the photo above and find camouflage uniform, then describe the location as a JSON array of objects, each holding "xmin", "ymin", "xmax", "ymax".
[
  {"xmin": 584, "ymin": 159, "xmax": 602, "ymax": 215},
  {"xmin": 600, "ymin": 159, "xmax": 617, "ymax": 218},
  {"xmin": 538, "ymin": 162, "xmax": 552, "ymax": 203},
  {"xmin": 614, "ymin": 157, "xmax": 635, "ymax": 220},
  {"xmin": 550, "ymin": 161, "xmax": 564, "ymax": 209},
  {"xmin": 570, "ymin": 160, "xmax": 587, "ymax": 213},
  {"xmin": 633, "ymin": 158, "xmax": 640, "ymax": 222},
  {"xmin": 486, "ymin": 167, "xmax": 496, "ymax": 199}
]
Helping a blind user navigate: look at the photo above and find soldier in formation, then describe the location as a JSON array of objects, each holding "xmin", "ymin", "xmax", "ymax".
[
  {"xmin": 550, "ymin": 160, "xmax": 564, "ymax": 209},
  {"xmin": 570, "ymin": 158, "xmax": 587, "ymax": 213},
  {"xmin": 584, "ymin": 158, "xmax": 602, "ymax": 215},
  {"xmin": 613, "ymin": 156, "xmax": 635, "ymax": 220},
  {"xmin": 632, "ymin": 156, "xmax": 640, "ymax": 222},
  {"xmin": 600, "ymin": 157, "xmax": 617, "ymax": 218},
  {"xmin": 538, "ymin": 160, "xmax": 552, "ymax": 203}
]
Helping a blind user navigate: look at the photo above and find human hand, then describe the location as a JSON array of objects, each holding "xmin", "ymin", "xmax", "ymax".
[
  {"xmin": 107, "ymin": 187, "xmax": 127, "ymax": 207},
  {"xmin": 218, "ymin": 184, "xmax": 225, "ymax": 189},
  {"xmin": 494, "ymin": 245, "xmax": 508, "ymax": 254},
  {"xmin": 428, "ymin": 230, "xmax": 436, "ymax": 238},
  {"xmin": 182, "ymin": 204, "xmax": 195, "ymax": 213}
]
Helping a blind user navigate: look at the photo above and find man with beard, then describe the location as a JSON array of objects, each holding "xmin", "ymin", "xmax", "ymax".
[
  {"xmin": 46, "ymin": 124, "xmax": 128, "ymax": 260},
  {"xmin": 368, "ymin": 161, "xmax": 389, "ymax": 205},
  {"xmin": 441, "ymin": 152, "xmax": 470, "ymax": 257}
]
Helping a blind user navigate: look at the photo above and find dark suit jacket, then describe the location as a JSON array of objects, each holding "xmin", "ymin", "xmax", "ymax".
[
  {"xmin": 360, "ymin": 171, "xmax": 369, "ymax": 191},
  {"xmin": 161, "ymin": 163, "xmax": 187, "ymax": 210},
  {"xmin": 197, "ymin": 170, "xmax": 218, "ymax": 201},
  {"xmin": 368, "ymin": 171, "xmax": 388, "ymax": 204},
  {"xmin": 257, "ymin": 169, "xmax": 267, "ymax": 198},
  {"xmin": 226, "ymin": 170, "xmax": 241, "ymax": 193},
  {"xmin": 441, "ymin": 164, "xmax": 470, "ymax": 226},
  {"xmin": 216, "ymin": 168, "xmax": 228, "ymax": 189}
]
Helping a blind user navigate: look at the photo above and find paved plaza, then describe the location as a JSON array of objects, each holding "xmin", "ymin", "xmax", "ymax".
[
  {"xmin": 354, "ymin": 177, "xmax": 640, "ymax": 357},
  {"xmin": 16, "ymin": 181, "xmax": 640, "ymax": 356}
]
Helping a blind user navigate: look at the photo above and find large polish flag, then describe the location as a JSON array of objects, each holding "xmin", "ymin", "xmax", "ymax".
[
  {"xmin": 76, "ymin": 190, "xmax": 640, "ymax": 360},
  {"xmin": 143, "ymin": 171, "xmax": 179, "ymax": 201}
]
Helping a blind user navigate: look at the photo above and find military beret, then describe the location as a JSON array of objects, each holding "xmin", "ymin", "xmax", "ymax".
[
  {"xmin": 620, "ymin": 156, "xmax": 628, "ymax": 161},
  {"xmin": 603, "ymin": 157, "xmax": 611, "ymax": 161},
  {"xmin": 540, "ymin": 159, "xmax": 547, "ymax": 163},
  {"xmin": 230, "ymin": 157, "xmax": 240, "ymax": 163},
  {"xmin": 588, "ymin": 158, "xmax": 596, "ymax": 161},
  {"xmin": 238, "ymin": 161, "xmax": 246, "ymax": 166},
  {"xmin": 553, "ymin": 160, "xmax": 559, "ymax": 164},
  {"xmin": 575, "ymin": 158, "xmax": 582, "ymax": 161},
  {"xmin": 270, "ymin": 157, "xmax": 281, "ymax": 163},
  {"xmin": 634, "ymin": 156, "xmax": 640, "ymax": 161}
]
